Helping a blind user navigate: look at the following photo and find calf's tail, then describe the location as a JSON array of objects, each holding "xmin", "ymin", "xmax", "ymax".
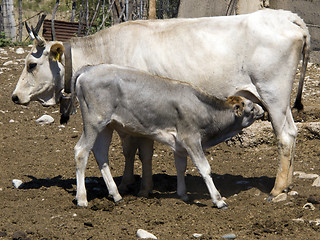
[{"xmin": 60, "ymin": 71, "xmax": 82, "ymax": 124}]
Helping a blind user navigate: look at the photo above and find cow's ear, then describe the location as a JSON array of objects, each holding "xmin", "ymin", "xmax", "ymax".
[
  {"xmin": 233, "ymin": 103, "xmax": 243, "ymax": 117},
  {"xmin": 50, "ymin": 43, "xmax": 65, "ymax": 63}
]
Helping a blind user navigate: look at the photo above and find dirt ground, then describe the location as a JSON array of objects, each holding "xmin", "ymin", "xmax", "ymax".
[{"xmin": 0, "ymin": 46, "xmax": 319, "ymax": 240}]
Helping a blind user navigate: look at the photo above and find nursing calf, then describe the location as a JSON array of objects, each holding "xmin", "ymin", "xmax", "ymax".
[{"xmin": 62, "ymin": 64, "xmax": 264, "ymax": 209}]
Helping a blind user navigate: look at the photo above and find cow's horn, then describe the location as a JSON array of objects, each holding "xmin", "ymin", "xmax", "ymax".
[
  {"xmin": 31, "ymin": 25, "xmax": 45, "ymax": 48},
  {"xmin": 25, "ymin": 22, "xmax": 35, "ymax": 40}
]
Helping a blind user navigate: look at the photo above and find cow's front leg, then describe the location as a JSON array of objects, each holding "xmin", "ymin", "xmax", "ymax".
[
  {"xmin": 174, "ymin": 152, "xmax": 189, "ymax": 201},
  {"xmin": 118, "ymin": 135, "xmax": 139, "ymax": 194},
  {"xmin": 93, "ymin": 127, "xmax": 122, "ymax": 202},
  {"xmin": 183, "ymin": 137, "xmax": 228, "ymax": 209}
]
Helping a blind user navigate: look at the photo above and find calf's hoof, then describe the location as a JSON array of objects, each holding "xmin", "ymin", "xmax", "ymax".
[
  {"xmin": 113, "ymin": 194, "xmax": 123, "ymax": 203},
  {"xmin": 77, "ymin": 199, "xmax": 88, "ymax": 207},
  {"xmin": 216, "ymin": 200, "xmax": 228, "ymax": 210}
]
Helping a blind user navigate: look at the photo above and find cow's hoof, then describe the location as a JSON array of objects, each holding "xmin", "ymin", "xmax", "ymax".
[
  {"xmin": 137, "ymin": 190, "xmax": 150, "ymax": 198},
  {"xmin": 179, "ymin": 194, "xmax": 189, "ymax": 202},
  {"xmin": 265, "ymin": 194, "xmax": 274, "ymax": 202},
  {"xmin": 118, "ymin": 184, "xmax": 129, "ymax": 195}
]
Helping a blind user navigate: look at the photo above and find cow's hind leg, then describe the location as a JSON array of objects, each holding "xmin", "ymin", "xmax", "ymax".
[
  {"xmin": 182, "ymin": 137, "xmax": 227, "ymax": 209},
  {"xmin": 92, "ymin": 127, "xmax": 122, "ymax": 202},
  {"xmin": 269, "ymin": 107, "xmax": 297, "ymax": 198}
]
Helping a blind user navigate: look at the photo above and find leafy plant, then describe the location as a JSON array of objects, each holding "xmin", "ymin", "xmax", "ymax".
[{"xmin": 0, "ymin": 32, "xmax": 13, "ymax": 47}]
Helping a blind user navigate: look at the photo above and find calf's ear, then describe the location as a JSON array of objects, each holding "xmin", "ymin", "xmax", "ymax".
[
  {"xmin": 233, "ymin": 103, "xmax": 243, "ymax": 117},
  {"xmin": 50, "ymin": 43, "xmax": 65, "ymax": 63}
]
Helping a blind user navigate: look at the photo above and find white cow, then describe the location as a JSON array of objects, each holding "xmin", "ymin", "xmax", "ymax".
[
  {"xmin": 12, "ymin": 9, "xmax": 310, "ymax": 201},
  {"xmin": 62, "ymin": 64, "xmax": 264, "ymax": 208}
]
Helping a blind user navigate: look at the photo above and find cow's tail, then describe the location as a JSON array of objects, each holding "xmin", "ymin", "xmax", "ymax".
[
  {"xmin": 60, "ymin": 71, "xmax": 82, "ymax": 124},
  {"xmin": 292, "ymin": 14, "xmax": 311, "ymax": 110}
]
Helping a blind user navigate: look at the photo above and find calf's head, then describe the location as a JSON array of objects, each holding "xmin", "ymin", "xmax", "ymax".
[
  {"xmin": 12, "ymin": 37, "xmax": 65, "ymax": 106},
  {"xmin": 227, "ymin": 96, "xmax": 264, "ymax": 129}
]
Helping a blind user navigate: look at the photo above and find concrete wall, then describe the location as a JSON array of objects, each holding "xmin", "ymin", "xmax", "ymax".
[
  {"xmin": 178, "ymin": 0, "xmax": 320, "ymax": 63},
  {"xmin": 269, "ymin": 0, "xmax": 320, "ymax": 62}
]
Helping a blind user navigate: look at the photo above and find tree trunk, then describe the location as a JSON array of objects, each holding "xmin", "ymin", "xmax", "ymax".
[
  {"xmin": 18, "ymin": 0, "xmax": 22, "ymax": 42},
  {"xmin": 71, "ymin": 0, "xmax": 76, "ymax": 22},
  {"xmin": 51, "ymin": 0, "xmax": 59, "ymax": 41},
  {"xmin": 148, "ymin": 0, "xmax": 156, "ymax": 19},
  {"xmin": 2, "ymin": 0, "xmax": 16, "ymax": 40}
]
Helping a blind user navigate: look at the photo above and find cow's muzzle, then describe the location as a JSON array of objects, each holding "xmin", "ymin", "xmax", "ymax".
[{"xmin": 12, "ymin": 94, "xmax": 20, "ymax": 104}]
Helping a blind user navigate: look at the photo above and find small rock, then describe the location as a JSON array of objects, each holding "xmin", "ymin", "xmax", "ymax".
[
  {"xmin": 15, "ymin": 48, "xmax": 24, "ymax": 54},
  {"xmin": 192, "ymin": 233, "xmax": 203, "ymax": 238},
  {"xmin": 306, "ymin": 122, "xmax": 320, "ymax": 138},
  {"xmin": 292, "ymin": 218, "xmax": 304, "ymax": 223},
  {"xmin": 0, "ymin": 232, "xmax": 7, "ymax": 237},
  {"xmin": 309, "ymin": 219, "xmax": 320, "ymax": 226},
  {"xmin": 9, "ymin": 119, "xmax": 15, "ymax": 123},
  {"xmin": 294, "ymin": 171, "xmax": 318, "ymax": 179},
  {"xmin": 303, "ymin": 203, "xmax": 315, "ymax": 211},
  {"xmin": 272, "ymin": 193, "xmax": 287, "ymax": 202},
  {"xmin": 136, "ymin": 229, "xmax": 157, "ymax": 239},
  {"xmin": 221, "ymin": 233, "xmax": 236, "ymax": 239},
  {"xmin": 3, "ymin": 60, "xmax": 13, "ymax": 66},
  {"xmin": 12, "ymin": 231, "xmax": 30, "ymax": 240},
  {"xmin": 288, "ymin": 191, "xmax": 298, "ymax": 196},
  {"xmin": 12, "ymin": 179, "xmax": 23, "ymax": 189},
  {"xmin": 312, "ymin": 177, "xmax": 320, "ymax": 187},
  {"xmin": 36, "ymin": 115, "xmax": 54, "ymax": 125}
]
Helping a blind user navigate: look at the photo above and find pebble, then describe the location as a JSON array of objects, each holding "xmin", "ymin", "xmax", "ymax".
[
  {"xmin": 36, "ymin": 115, "xmax": 54, "ymax": 125},
  {"xmin": 3, "ymin": 60, "xmax": 13, "ymax": 66},
  {"xmin": 303, "ymin": 203, "xmax": 315, "ymax": 211},
  {"xmin": 292, "ymin": 218, "xmax": 304, "ymax": 223},
  {"xmin": 15, "ymin": 48, "xmax": 24, "ymax": 54},
  {"xmin": 272, "ymin": 193, "xmax": 287, "ymax": 202},
  {"xmin": 9, "ymin": 119, "xmax": 15, "ymax": 123},
  {"xmin": 288, "ymin": 191, "xmax": 298, "ymax": 196},
  {"xmin": 12, "ymin": 179, "xmax": 23, "ymax": 189},
  {"xmin": 136, "ymin": 229, "xmax": 157, "ymax": 239},
  {"xmin": 294, "ymin": 171, "xmax": 319, "ymax": 179},
  {"xmin": 312, "ymin": 176, "xmax": 320, "ymax": 187},
  {"xmin": 221, "ymin": 233, "xmax": 236, "ymax": 239},
  {"xmin": 12, "ymin": 231, "xmax": 29, "ymax": 240},
  {"xmin": 192, "ymin": 233, "xmax": 203, "ymax": 238}
]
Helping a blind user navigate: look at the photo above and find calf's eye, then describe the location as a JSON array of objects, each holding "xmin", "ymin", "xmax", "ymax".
[{"xmin": 28, "ymin": 63, "xmax": 37, "ymax": 72}]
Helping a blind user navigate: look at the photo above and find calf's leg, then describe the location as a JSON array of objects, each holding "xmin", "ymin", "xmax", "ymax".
[
  {"xmin": 174, "ymin": 152, "xmax": 189, "ymax": 201},
  {"xmin": 92, "ymin": 127, "xmax": 122, "ymax": 202},
  {"xmin": 182, "ymin": 137, "xmax": 228, "ymax": 209},
  {"xmin": 74, "ymin": 132, "xmax": 97, "ymax": 207}
]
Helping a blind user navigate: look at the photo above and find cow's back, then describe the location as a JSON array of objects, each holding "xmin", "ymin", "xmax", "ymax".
[{"xmin": 71, "ymin": 9, "xmax": 308, "ymax": 100}]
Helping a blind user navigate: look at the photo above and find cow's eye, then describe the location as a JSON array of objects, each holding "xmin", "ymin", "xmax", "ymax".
[{"xmin": 28, "ymin": 63, "xmax": 37, "ymax": 72}]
